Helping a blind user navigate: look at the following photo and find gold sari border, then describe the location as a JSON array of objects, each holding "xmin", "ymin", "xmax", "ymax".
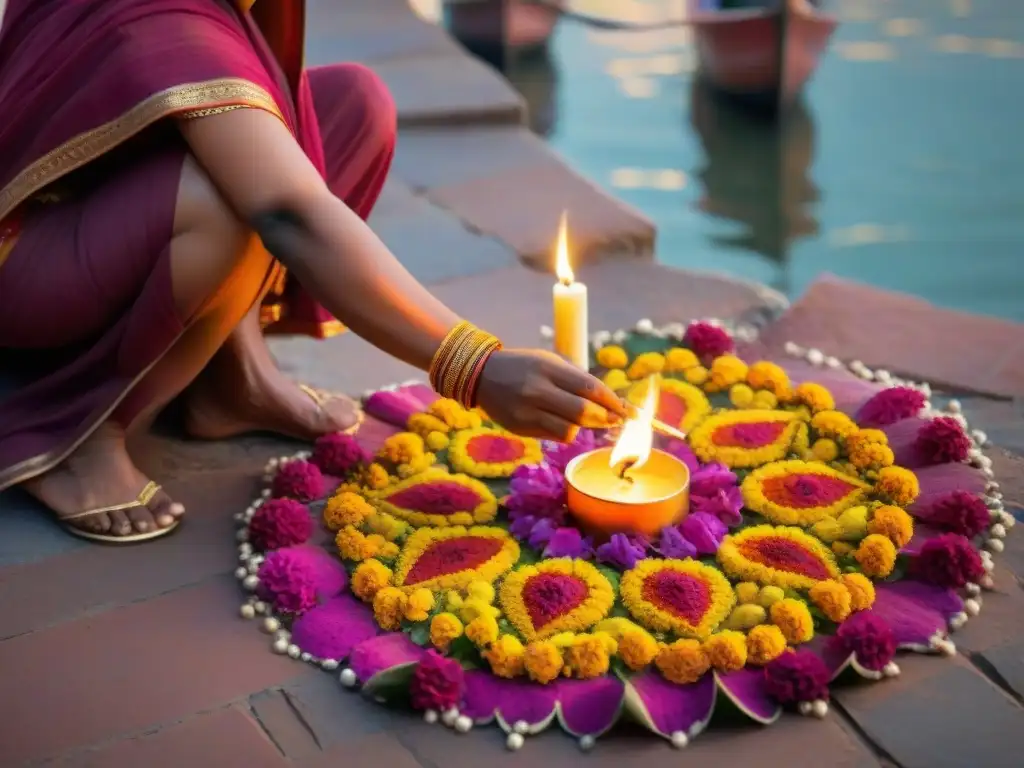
[{"xmin": 0, "ymin": 78, "xmax": 285, "ymax": 223}]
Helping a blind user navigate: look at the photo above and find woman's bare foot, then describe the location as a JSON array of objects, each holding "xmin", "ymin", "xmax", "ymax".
[
  {"xmin": 21, "ymin": 422, "xmax": 184, "ymax": 538},
  {"xmin": 182, "ymin": 309, "xmax": 360, "ymax": 442}
]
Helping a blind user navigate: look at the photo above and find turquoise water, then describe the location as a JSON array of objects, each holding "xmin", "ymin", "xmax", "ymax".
[{"xmin": 499, "ymin": 0, "xmax": 1024, "ymax": 320}]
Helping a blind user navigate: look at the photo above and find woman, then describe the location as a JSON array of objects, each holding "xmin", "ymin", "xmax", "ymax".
[{"xmin": 0, "ymin": 0, "xmax": 623, "ymax": 543}]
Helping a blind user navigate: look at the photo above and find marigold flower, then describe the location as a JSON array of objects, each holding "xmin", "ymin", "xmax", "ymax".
[
  {"xmin": 794, "ymin": 382, "xmax": 835, "ymax": 413},
  {"xmin": 364, "ymin": 463, "xmax": 391, "ymax": 490},
  {"xmin": 706, "ymin": 354, "xmax": 749, "ymax": 392},
  {"xmin": 336, "ymin": 526, "xmax": 378, "ymax": 562},
  {"xmin": 832, "ymin": 541, "xmax": 855, "ymax": 557},
  {"xmin": 467, "ymin": 580, "xmax": 496, "ymax": 603},
  {"xmin": 747, "ymin": 361, "xmax": 790, "ymax": 394},
  {"xmin": 735, "ymin": 582, "xmax": 760, "ymax": 604},
  {"xmin": 868, "ymin": 505, "xmax": 915, "ymax": 548},
  {"xmin": 405, "ymin": 588, "xmax": 436, "ymax": 622},
  {"xmin": 322, "ymin": 491, "xmax": 372, "ymax": 530},
  {"xmin": 703, "ymin": 630, "xmax": 748, "ymax": 672},
  {"xmin": 378, "ymin": 541, "xmax": 400, "ymax": 560},
  {"xmin": 729, "ymin": 383, "xmax": 755, "ymax": 409},
  {"xmin": 429, "ymin": 612, "xmax": 464, "ymax": 651},
  {"xmin": 428, "ymin": 398, "xmax": 481, "ymax": 430},
  {"xmin": 524, "ymin": 640, "xmax": 563, "ymax": 683},
  {"xmin": 364, "ymin": 512, "xmax": 408, "ymax": 541},
  {"xmin": 723, "ymin": 603, "xmax": 768, "ymax": 631},
  {"xmin": 853, "ymin": 534, "xmax": 898, "ymax": 578},
  {"xmin": 372, "ymin": 587, "xmax": 407, "ymax": 631},
  {"xmin": 603, "ymin": 368, "xmax": 630, "ymax": 391},
  {"xmin": 351, "ymin": 559, "xmax": 393, "ymax": 601},
  {"xmin": 757, "ymin": 586, "xmax": 786, "ymax": 608},
  {"xmin": 685, "ymin": 365, "xmax": 710, "ymax": 385},
  {"xmin": 565, "ymin": 634, "xmax": 611, "ymax": 678},
  {"xmin": 465, "ymin": 614, "xmax": 500, "ymax": 647},
  {"xmin": 425, "ymin": 431, "xmax": 450, "ymax": 451},
  {"xmin": 665, "ymin": 347, "xmax": 700, "ymax": 372},
  {"xmin": 811, "ymin": 410, "xmax": 858, "ymax": 439},
  {"xmin": 746, "ymin": 624, "xmax": 788, "ymax": 665},
  {"xmin": 751, "ymin": 390, "xmax": 780, "ymax": 410},
  {"xmin": 483, "ymin": 634, "xmax": 526, "ymax": 678},
  {"xmin": 655, "ymin": 639, "xmax": 711, "ymax": 684},
  {"xmin": 397, "ymin": 452, "xmax": 436, "ymax": 478},
  {"xmin": 840, "ymin": 573, "xmax": 876, "ymax": 611},
  {"xmin": 444, "ymin": 591, "xmax": 463, "ymax": 612},
  {"xmin": 875, "ymin": 466, "xmax": 920, "ymax": 506},
  {"xmin": 617, "ymin": 628, "xmax": 660, "ymax": 671},
  {"xmin": 770, "ymin": 598, "xmax": 815, "ymax": 644},
  {"xmin": 811, "ymin": 438, "xmax": 839, "ymax": 462},
  {"xmin": 808, "ymin": 581, "xmax": 853, "ymax": 623},
  {"xmin": 849, "ymin": 442, "xmax": 895, "ymax": 471},
  {"xmin": 595, "ymin": 345, "xmax": 628, "ymax": 370},
  {"xmin": 407, "ymin": 412, "xmax": 450, "ymax": 438},
  {"xmin": 379, "ymin": 432, "xmax": 425, "ymax": 465},
  {"xmin": 849, "ymin": 428, "xmax": 888, "ymax": 448},
  {"xmin": 627, "ymin": 352, "xmax": 666, "ymax": 380},
  {"xmin": 459, "ymin": 597, "xmax": 500, "ymax": 624},
  {"xmin": 836, "ymin": 505, "xmax": 869, "ymax": 539}
]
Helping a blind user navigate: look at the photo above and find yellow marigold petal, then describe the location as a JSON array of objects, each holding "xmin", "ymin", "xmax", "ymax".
[
  {"xmin": 596, "ymin": 345, "xmax": 628, "ymax": 370},
  {"xmin": 747, "ymin": 361, "xmax": 790, "ymax": 394},
  {"xmin": 323, "ymin": 491, "xmax": 374, "ymax": 530},
  {"xmin": 404, "ymin": 587, "xmax": 436, "ymax": 622},
  {"xmin": 746, "ymin": 624, "xmax": 787, "ymax": 665},
  {"xmin": 811, "ymin": 410, "xmax": 858, "ymax": 439},
  {"xmin": 808, "ymin": 581, "xmax": 853, "ymax": 623},
  {"xmin": 665, "ymin": 347, "xmax": 700, "ymax": 372},
  {"xmin": 465, "ymin": 614, "xmax": 500, "ymax": 647},
  {"xmin": 875, "ymin": 467, "xmax": 920, "ymax": 506},
  {"xmin": 841, "ymin": 573, "xmax": 876, "ymax": 611},
  {"xmin": 685, "ymin": 365, "xmax": 709, "ymax": 386},
  {"xmin": 703, "ymin": 630, "xmax": 748, "ymax": 672},
  {"xmin": 564, "ymin": 634, "xmax": 611, "ymax": 678},
  {"xmin": 627, "ymin": 352, "xmax": 666, "ymax": 381},
  {"xmin": 429, "ymin": 612, "xmax": 464, "ymax": 651},
  {"xmin": 756, "ymin": 586, "xmax": 786, "ymax": 608},
  {"xmin": 769, "ymin": 598, "xmax": 814, "ymax": 644},
  {"xmin": 483, "ymin": 634, "xmax": 526, "ymax": 678},
  {"xmin": 735, "ymin": 582, "xmax": 760, "ymax": 604},
  {"xmin": 811, "ymin": 438, "xmax": 839, "ymax": 462},
  {"xmin": 351, "ymin": 560, "xmax": 393, "ymax": 602},
  {"xmin": 603, "ymin": 368, "xmax": 630, "ymax": 391},
  {"xmin": 524, "ymin": 640, "xmax": 563, "ymax": 684},
  {"xmin": 794, "ymin": 382, "xmax": 835, "ymax": 413},
  {"xmin": 729, "ymin": 383, "xmax": 756, "ymax": 408},
  {"xmin": 655, "ymin": 639, "xmax": 710, "ymax": 684},
  {"xmin": 372, "ymin": 587, "xmax": 407, "ymax": 631},
  {"xmin": 867, "ymin": 504, "xmax": 915, "ymax": 548},
  {"xmin": 617, "ymin": 628, "xmax": 660, "ymax": 671},
  {"xmin": 853, "ymin": 534, "xmax": 897, "ymax": 578},
  {"xmin": 750, "ymin": 390, "xmax": 779, "ymax": 410},
  {"xmin": 723, "ymin": 603, "xmax": 768, "ymax": 631}
]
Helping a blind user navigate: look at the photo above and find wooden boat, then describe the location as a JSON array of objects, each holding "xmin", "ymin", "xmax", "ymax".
[
  {"xmin": 444, "ymin": 0, "xmax": 564, "ymax": 64},
  {"xmin": 688, "ymin": 0, "xmax": 838, "ymax": 111}
]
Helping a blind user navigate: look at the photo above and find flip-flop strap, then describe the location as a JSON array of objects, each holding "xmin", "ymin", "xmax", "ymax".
[
  {"xmin": 299, "ymin": 384, "xmax": 365, "ymax": 435},
  {"xmin": 60, "ymin": 481, "xmax": 162, "ymax": 521}
]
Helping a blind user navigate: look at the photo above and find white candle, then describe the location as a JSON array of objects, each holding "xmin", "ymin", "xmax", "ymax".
[{"xmin": 552, "ymin": 212, "xmax": 589, "ymax": 369}]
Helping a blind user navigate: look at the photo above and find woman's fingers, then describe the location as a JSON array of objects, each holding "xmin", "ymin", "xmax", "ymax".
[
  {"xmin": 532, "ymin": 411, "xmax": 579, "ymax": 443},
  {"xmin": 546, "ymin": 360, "xmax": 627, "ymax": 417},
  {"xmin": 531, "ymin": 382, "xmax": 614, "ymax": 428}
]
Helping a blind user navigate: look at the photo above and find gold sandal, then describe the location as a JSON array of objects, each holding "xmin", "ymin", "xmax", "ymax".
[
  {"xmin": 58, "ymin": 481, "xmax": 181, "ymax": 544},
  {"xmin": 299, "ymin": 384, "xmax": 365, "ymax": 435}
]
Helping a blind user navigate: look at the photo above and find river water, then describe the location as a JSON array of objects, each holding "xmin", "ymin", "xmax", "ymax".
[{"xmin": 416, "ymin": 0, "xmax": 1024, "ymax": 321}]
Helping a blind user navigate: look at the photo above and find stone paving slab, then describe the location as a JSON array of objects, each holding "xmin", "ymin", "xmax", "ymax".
[
  {"xmin": 0, "ymin": 576, "xmax": 314, "ymax": 765},
  {"xmin": 51, "ymin": 706, "xmax": 288, "ymax": 768},
  {"xmin": 834, "ymin": 655, "xmax": 1024, "ymax": 768},
  {"xmin": 267, "ymin": 260, "xmax": 786, "ymax": 395},
  {"xmin": 757, "ymin": 276, "xmax": 1024, "ymax": 398}
]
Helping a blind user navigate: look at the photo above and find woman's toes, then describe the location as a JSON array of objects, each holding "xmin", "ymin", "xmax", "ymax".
[
  {"xmin": 77, "ymin": 513, "xmax": 111, "ymax": 535},
  {"xmin": 126, "ymin": 505, "xmax": 155, "ymax": 533},
  {"xmin": 107, "ymin": 509, "xmax": 133, "ymax": 537},
  {"xmin": 152, "ymin": 490, "xmax": 185, "ymax": 522}
]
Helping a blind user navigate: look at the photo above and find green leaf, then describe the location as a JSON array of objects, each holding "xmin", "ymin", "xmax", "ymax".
[
  {"xmin": 408, "ymin": 623, "xmax": 431, "ymax": 647},
  {"xmin": 448, "ymin": 635, "xmax": 483, "ymax": 667},
  {"xmin": 517, "ymin": 547, "xmax": 542, "ymax": 566},
  {"xmin": 597, "ymin": 565, "xmax": 621, "ymax": 591}
]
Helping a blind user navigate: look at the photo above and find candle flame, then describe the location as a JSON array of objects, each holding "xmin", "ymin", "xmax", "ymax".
[
  {"xmin": 609, "ymin": 376, "xmax": 657, "ymax": 474},
  {"xmin": 554, "ymin": 211, "xmax": 574, "ymax": 286}
]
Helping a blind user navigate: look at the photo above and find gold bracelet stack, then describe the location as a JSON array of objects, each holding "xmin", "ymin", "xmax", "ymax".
[{"xmin": 429, "ymin": 320, "xmax": 503, "ymax": 407}]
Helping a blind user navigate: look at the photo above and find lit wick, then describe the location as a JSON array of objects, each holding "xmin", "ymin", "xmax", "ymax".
[{"xmin": 616, "ymin": 459, "xmax": 637, "ymax": 483}]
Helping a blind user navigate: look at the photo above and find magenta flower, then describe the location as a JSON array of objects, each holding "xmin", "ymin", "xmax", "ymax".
[
  {"xmin": 683, "ymin": 321, "xmax": 734, "ymax": 362},
  {"xmin": 410, "ymin": 650, "xmax": 465, "ymax": 712},
  {"xmin": 661, "ymin": 438, "xmax": 700, "ymax": 474},
  {"xmin": 657, "ymin": 525, "xmax": 697, "ymax": 559},
  {"xmin": 248, "ymin": 498, "xmax": 313, "ymax": 551},
  {"xmin": 763, "ymin": 649, "xmax": 831, "ymax": 704},
  {"xmin": 506, "ymin": 463, "xmax": 567, "ymax": 521},
  {"xmin": 544, "ymin": 527, "xmax": 594, "ymax": 559},
  {"xmin": 832, "ymin": 612, "xmax": 896, "ymax": 672},
  {"xmin": 680, "ymin": 511, "xmax": 727, "ymax": 556},
  {"xmin": 596, "ymin": 533, "xmax": 648, "ymax": 570},
  {"xmin": 921, "ymin": 490, "xmax": 990, "ymax": 538},
  {"xmin": 542, "ymin": 429, "xmax": 598, "ymax": 473},
  {"xmin": 910, "ymin": 533, "xmax": 985, "ymax": 589},
  {"xmin": 257, "ymin": 550, "xmax": 318, "ymax": 615},
  {"xmin": 527, "ymin": 518, "xmax": 559, "ymax": 550},
  {"xmin": 914, "ymin": 417, "xmax": 971, "ymax": 465},
  {"xmin": 271, "ymin": 460, "xmax": 325, "ymax": 502},
  {"xmin": 310, "ymin": 432, "xmax": 368, "ymax": 477},
  {"xmin": 690, "ymin": 463, "xmax": 743, "ymax": 526},
  {"xmin": 856, "ymin": 387, "xmax": 927, "ymax": 427}
]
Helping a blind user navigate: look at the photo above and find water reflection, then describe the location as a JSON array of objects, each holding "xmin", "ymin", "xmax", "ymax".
[
  {"xmin": 689, "ymin": 81, "xmax": 819, "ymax": 280},
  {"xmin": 502, "ymin": 48, "xmax": 561, "ymax": 137}
]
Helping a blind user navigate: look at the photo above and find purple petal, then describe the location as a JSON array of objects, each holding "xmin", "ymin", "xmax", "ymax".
[
  {"xmin": 363, "ymin": 390, "xmax": 423, "ymax": 428},
  {"xmin": 625, "ymin": 671, "xmax": 716, "ymax": 739},
  {"xmin": 556, "ymin": 677, "xmax": 625, "ymax": 736},
  {"xmin": 290, "ymin": 595, "xmax": 378, "ymax": 660},
  {"xmin": 883, "ymin": 417, "xmax": 929, "ymax": 467},
  {"xmin": 811, "ymin": 636, "xmax": 858, "ymax": 681},
  {"xmin": 396, "ymin": 382, "xmax": 439, "ymax": 408},
  {"xmin": 714, "ymin": 668, "xmax": 781, "ymax": 725},
  {"xmin": 460, "ymin": 670, "xmax": 503, "ymax": 722},
  {"xmin": 872, "ymin": 581, "xmax": 964, "ymax": 649},
  {"xmin": 284, "ymin": 544, "xmax": 348, "ymax": 600},
  {"xmin": 544, "ymin": 527, "xmax": 592, "ymax": 559},
  {"xmin": 349, "ymin": 632, "xmax": 425, "ymax": 683},
  {"xmin": 490, "ymin": 678, "xmax": 560, "ymax": 732},
  {"xmin": 657, "ymin": 525, "xmax": 697, "ymax": 559},
  {"xmin": 911, "ymin": 463, "xmax": 988, "ymax": 509}
]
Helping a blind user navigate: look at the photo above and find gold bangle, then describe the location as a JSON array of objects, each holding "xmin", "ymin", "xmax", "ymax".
[
  {"xmin": 430, "ymin": 321, "xmax": 473, "ymax": 392},
  {"xmin": 457, "ymin": 339, "xmax": 501, "ymax": 406},
  {"xmin": 429, "ymin": 321, "xmax": 501, "ymax": 402}
]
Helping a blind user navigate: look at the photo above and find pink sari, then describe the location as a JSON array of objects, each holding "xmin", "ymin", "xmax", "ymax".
[{"xmin": 0, "ymin": 0, "xmax": 388, "ymax": 489}]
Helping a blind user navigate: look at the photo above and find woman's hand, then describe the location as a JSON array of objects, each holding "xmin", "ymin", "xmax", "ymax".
[{"xmin": 475, "ymin": 349, "xmax": 628, "ymax": 441}]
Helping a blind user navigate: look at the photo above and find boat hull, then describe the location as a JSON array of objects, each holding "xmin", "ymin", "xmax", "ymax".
[
  {"xmin": 689, "ymin": 1, "xmax": 837, "ymax": 111},
  {"xmin": 445, "ymin": 0, "xmax": 563, "ymax": 63}
]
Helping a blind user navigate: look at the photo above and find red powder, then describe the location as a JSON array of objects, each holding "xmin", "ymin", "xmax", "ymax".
[
  {"xmin": 641, "ymin": 570, "xmax": 711, "ymax": 625},
  {"xmin": 404, "ymin": 536, "xmax": 505, "ymax": 585},
  {"xmin": 656, "ymin": 391, "xmax": 688, "ymax": 429},
  {"xmin": 760, "ymin": 473, "xmax": 858, "ymax": 510},
  {"xmin": 465, "ymin": 434, "xmax": 526, "ymax": 464},
  {"xmin": 522, "ymin": 573, "xmax": 589, "ymax": 630},
  {"xmin": 387, "ymin": 481, "xmax": 483, "ymax": 515},
  {"xmin": 711, "ymin": 421, "xmax": 787, "ymax": 449},
  {"xmin": 737, "ymin": 537, "xmax": 833, "ymax": 581}
]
